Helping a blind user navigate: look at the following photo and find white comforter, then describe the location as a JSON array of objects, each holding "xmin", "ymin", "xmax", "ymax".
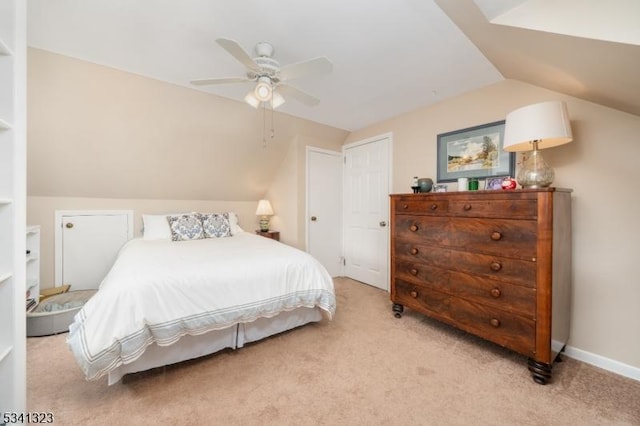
[{"xmin": 67, "ymin": 232, "xmax": 336, "ymax": 381}]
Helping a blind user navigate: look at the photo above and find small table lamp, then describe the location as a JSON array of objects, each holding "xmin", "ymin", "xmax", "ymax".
[
  {"xmin": 503, "ymin": 100, "xmax": 573, "ymax": 188},
  {"xmin": 255, "ymin": 199, "xmax": 274, "ymax": 232}
]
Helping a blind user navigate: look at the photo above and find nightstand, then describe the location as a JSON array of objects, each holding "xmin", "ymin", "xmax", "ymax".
[{"xmin": 255, "ymin": 230, "xmax": 280, "ymax": 241}]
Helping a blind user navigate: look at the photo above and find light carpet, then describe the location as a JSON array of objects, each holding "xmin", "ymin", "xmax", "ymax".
[{"xmin": 27, "ymin": 277, "xmax": 640, "ymax": 425}]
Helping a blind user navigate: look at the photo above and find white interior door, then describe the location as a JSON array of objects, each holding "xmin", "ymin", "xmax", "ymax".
[
  {"xmin": 307, "ymin": 147, "xmax": 343, "ymax": 277},
  {"xmin": 343, "ymin": 134, "xmax": 391, "ymax": 290},
  {"xmin": 55, "ymin": 211, "xmax": 133, "ymax": 290}
]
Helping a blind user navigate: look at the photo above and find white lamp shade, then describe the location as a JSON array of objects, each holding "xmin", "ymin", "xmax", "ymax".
[
  {"xmin": 271, "ymin": 91, "xmax": 285, "ymax": 109},
  {"xmin": 503, "ymin": 100, "xmax": 573, "ymax": 152},
  {"xmin": 244, "ymin": 92, "xmax": 260, "ymax": 108},
  {"xmin": 255, "ymin": 199, "xmax": 274, "ymax": 216}
]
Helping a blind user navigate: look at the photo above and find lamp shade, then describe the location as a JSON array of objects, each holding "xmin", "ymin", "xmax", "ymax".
[
  {"xmin": 503, "ymin": 100, "xmax": 573, "ymax": 152},
  {"xmin": 255, "ymin": 199, "xmax": 274, "ymax": 216}
]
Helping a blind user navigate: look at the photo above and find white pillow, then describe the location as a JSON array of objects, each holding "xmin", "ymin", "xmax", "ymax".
[
  {"xmin": 142, "ymin": 214, "xmax": 183, "ymax": 240},
  {"xmin": 227, "ymin": 212, "xmax": 245, "ymax": 235}
]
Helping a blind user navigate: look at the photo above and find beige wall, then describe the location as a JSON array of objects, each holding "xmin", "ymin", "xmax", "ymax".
[
  {"xmin": 27, "ymin": 48, "xmax": 348, "ymax": 201},
  {"xmin": 346, "ymin": 79, "xmax": 640, "ymax": 370}
]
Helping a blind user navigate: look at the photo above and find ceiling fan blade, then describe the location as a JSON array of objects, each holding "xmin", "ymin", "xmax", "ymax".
[
  {"xmin": 215, "ymin": 38, "xmax": 260, "ymax": 72},
  {"xmin": 279, "ymin": 57, "xmax": 333, "ymax": 81},
  {"xmin": 190, "ymin": 77, "xmax": 250, "ymax": 86},
  {"xmin": 277, "ymin": 84, "xmax": 321, "ymax": 107}
]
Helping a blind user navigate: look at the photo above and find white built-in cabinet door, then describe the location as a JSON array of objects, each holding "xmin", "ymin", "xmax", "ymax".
[{"xmin": 55, "ymin": 211, "xmax": 133, "ymax": 291}]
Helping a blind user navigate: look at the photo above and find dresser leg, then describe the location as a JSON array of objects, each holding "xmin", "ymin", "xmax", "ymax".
[
  {"xmin": 528, "ymin": 358, "xmax": 552, "ymax": 385},
  {"xmin": 392, "ymin": 303, "xmax": 404, "ymax": 318}
]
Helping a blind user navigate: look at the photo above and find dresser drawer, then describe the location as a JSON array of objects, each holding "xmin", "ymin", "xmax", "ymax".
[
  {"xmin": 393, "ymin": 279, "xmax": 535, "ymax": 356},
  {"xmin": 449, "ymin": 199, "xmax": 537, "ymax": 219},
  {"xmin": 394, "ymin": 198, "xmax": 449, "ymax": 215},
  {"xmin": 450, "ymin": 295, "xmax": 535, "ymax": 357},
  {"xmin": 394, "ymin": 241, "xmax": 451, "ymax": 267},
  {"xmin": 449, "ymin": 251, "xmax": 536, "ymax": 288},
  {"xmin": 394, "ymin": 216, "xmax": 449, "ymax": 245},
  {"xmin": 394, "ymin": 259, "xmax": 450, "ymax": 286},
  {"xmin": 448, "ymin": 217, "xmax": 537, "ymax": 259},
  {"xmin": 448, "ymin": 271, "xmax": 535, "ymax": 317}
]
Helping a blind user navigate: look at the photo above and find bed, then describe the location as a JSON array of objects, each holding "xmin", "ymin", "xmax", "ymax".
[{"xmin": 66, "ymin": 212, "xmax": 336, "ymax": 385}]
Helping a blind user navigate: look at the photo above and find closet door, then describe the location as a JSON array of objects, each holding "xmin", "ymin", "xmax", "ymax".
[{"xmin": 55, "ymin": 211, "xmax": 133, "ymax": 290}]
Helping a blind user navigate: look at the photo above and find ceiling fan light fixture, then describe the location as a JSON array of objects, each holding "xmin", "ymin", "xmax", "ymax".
[
  {"xmin": 254, "ymin": 76, "xmax": 273, "ymax": 102},
  {"xmin": 244, "ymin": 92, "xmax": 260, "ymax": 108},
  {"xmin": 271, "ymin": 91, "xmax": 285, "ymax": 109}
]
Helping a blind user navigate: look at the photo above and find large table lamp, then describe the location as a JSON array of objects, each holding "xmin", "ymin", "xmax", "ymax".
[
  {"xmin": 503, "ymin": 100, "xmax": 573, "ymax": 188},
  {"xmin": 256, "ymin": 199, "xmax": 274, "ymax": 232}
]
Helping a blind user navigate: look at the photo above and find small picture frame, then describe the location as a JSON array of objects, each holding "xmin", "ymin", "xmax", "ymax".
[
  {"xmin": 485, "ymin": 176, "xmax": 506, "ymax": 190},
  {"xmin": 433, "ymin": 184, "xmax": 448, "ymax": 192}
]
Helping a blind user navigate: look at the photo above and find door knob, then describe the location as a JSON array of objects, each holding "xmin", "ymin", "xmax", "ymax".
[
  {"xmin": 379, "ymin": 221, "xmax": 387, "ymax": 227},
  {"xmin": 65, "ymin": 223, "xmax": 74, "ymax": 229},
  {"xmin": 310, "ymin": 216, "xmax": 317, "ymax": 221}
]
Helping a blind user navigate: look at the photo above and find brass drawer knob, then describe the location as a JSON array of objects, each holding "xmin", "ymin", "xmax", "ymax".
[
  {"xmin": 490, "ymin": 288, "xmax": 501, "ymax": 298},
  {"xmin": 490, "ymin": 318, "xmax": 501, "ymax": 327},
  {"xmin": 430, "ymin": 203, "xmax": 438, "ymax": 210},
  {"xmin": 410, "ymin": 224, "xmax": 418, "ymax": 232},
  {"xmin": 410, "ymin": 290, "xmax": 418, "ymax": 298},
  {"xmin": 463, "ymin": 204, "xmax": 472, "ymax": 211},
  {"xmin": 490, "ymin": 262, "xmax": 502, "ymax": 272},
  {"xmin": 490, "ymin": 231, "xmax": 502, "ymax": 241},
  {"xmin": 410, "ymin": 268, "xmax": 418, "ymax": 276},
  {"xmin": 410, "ymin": 247, "xmax": 419, "ymax": 255}
]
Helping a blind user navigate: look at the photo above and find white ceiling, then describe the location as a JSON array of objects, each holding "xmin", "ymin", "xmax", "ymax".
[
  {"xmin": 27, "ymin": 0, "xmax": 640, "ymax": 132},
  {"xmin": 26, "ymin": 0, "xmax": 503, "ymax": 131}
]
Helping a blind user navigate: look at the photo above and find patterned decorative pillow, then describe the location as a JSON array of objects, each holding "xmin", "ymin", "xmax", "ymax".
[
  {"xmin": 167, "ymin": 213, "xmax": 204, "ymax": 241},
  {"xmin": 201, "ymin": 213, "xmax": 232, "ymax": 238}
]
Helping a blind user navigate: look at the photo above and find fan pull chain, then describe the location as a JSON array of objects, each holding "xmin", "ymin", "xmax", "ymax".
[
  {"xmin": 270, "ymin": 102, "xmax": 275, "ymax": 140},
  {"xmin": 262, "ymin": 102, "xmax": 267, "ymax": 148},
  {"xmin": 261, "ymin": 100, "xmax": 275, "ymax": 148}
]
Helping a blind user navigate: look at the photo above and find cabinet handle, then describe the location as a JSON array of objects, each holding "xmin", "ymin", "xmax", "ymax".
[
  {"xmin": 490, "ymin": 262, "xmax": 502, "ymax": 272},
  {"xmin": 410, "ymin": 248, "xmax": 419, "ymax": 255},
  {"xmin": 490, "ymin": 288, "xmax": 501, "ymax": 298},
  {"xmin": 410, "ymin": 290, "xmax": 418, "ymax": 298},
  {"xmin": 410, "ymin": 224, "xmax": 418, "ymax": 232},
  {"xmin": 65, "ymin": 223, "xmax": 74, "ymax": 229},
  {"xmin": 490, "ymin": 231, "xmax": 502, "ymax": 241},
  {"xmin": 463, "ymin": 204, "xmax": 472, "ymax": 211},
  {"xmin": 490, "ymin": 318, "xmax": 501, "ymax": 327},
  {"xmin": 430, "ymin": 204, "xmax": 438, "ymax": 211},
  {"xmin": 410, "ymin": 268, "xmax": 418, "ymax": 276},
  {"xmin": 402, "ymin": 204, "xmax": 409, "ymax": 209}
]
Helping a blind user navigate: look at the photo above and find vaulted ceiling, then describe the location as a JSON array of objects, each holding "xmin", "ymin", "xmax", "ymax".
[{"xmin": 27, "ymin": 0, "xmax": 640, "ymax": 132}]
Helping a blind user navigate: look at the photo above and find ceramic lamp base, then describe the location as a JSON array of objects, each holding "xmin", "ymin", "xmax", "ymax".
[{"xmin": 259, "ymin": 217, "xmax": 270, "ymax": 232}]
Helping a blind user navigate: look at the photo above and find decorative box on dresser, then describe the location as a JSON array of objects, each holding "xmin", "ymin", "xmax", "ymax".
[{"xmin": 390, "ymin": 188, "xmax": 572, "ymax": 384}]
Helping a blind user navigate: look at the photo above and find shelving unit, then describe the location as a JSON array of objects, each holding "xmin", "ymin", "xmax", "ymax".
[
  {"xmin": 0, "ymin": 0, "xmax": 27, "ymax": 414},
  {"xmin": 26, "ymin": 226, "xmax": 41, "ymax": 312}
]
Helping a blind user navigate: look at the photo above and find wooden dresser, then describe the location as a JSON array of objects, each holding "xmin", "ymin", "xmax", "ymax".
[{"xmin": 390, "ymin": 188, "xmax": 572, "ymax": 384}]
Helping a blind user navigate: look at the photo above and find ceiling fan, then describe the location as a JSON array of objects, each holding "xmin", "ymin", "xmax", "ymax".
[{"xmin": 191, "ymin": 38, "xmax": 332, "ymax": 109}]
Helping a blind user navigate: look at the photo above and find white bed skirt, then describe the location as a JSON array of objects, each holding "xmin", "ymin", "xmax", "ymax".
[{"xmin": 107, "ymin": 306, "xmax": 323, "ymax": 385}]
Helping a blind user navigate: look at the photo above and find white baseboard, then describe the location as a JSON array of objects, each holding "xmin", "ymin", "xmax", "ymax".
[{"xmin": 563, "ymin": 345, "xmax": 640, "ymax": 382}]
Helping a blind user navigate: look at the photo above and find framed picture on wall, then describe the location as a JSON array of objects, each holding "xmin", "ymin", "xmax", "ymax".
[{"xmin": 436, "ymin": 120, "xmax": 515, "ymax": 182}]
